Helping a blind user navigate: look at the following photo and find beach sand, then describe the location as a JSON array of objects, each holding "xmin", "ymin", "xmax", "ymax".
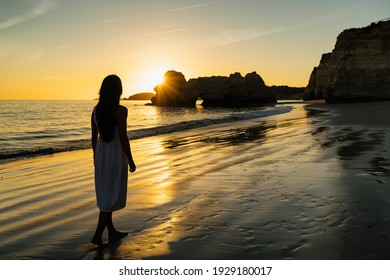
[{"xmin": 0, "ymin": 102, "xmax": 389, "ymax": 260}]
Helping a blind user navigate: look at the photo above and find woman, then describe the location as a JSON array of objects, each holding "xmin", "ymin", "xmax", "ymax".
[{"xmin": 91, "ymin": 74, "xmax": 136, "ymax": 247}]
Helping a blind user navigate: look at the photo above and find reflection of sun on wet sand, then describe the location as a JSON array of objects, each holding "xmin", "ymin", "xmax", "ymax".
[{"xmin": 1, "ymin": 102, "xmax": 389, "ymax": 259}]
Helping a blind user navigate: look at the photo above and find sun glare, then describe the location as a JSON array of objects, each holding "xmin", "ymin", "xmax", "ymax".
[
  {"xmin": 149, "ymin": 66, "xmax": 167, "ymax": 86},
  {"xmin": 130, "ymin": 64, "xmax": 168, "ymax": 94}
]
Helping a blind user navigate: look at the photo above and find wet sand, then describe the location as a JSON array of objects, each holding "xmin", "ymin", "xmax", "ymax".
[{"xmin": 0, "ymin": 102, "xmax": 389, "ymax": 260}]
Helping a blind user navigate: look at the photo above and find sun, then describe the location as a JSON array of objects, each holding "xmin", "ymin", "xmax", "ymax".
[
  {"xmin": 146, "ymin": 66, "xmax": 166, "ymax": 87},
  {"xmin": 130, "ymin": 64, "xmax": 168, "ymax": 93}
]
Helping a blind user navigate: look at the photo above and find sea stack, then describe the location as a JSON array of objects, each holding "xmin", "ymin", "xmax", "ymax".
[{"xmin": 304, "ymin": 19, "xmax": 390, "ymax": 103}]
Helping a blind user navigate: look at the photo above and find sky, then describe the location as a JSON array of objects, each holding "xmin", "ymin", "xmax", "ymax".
[{"xmin": 0, "ymin": 0, "xmax": 389, "ymax": 100}]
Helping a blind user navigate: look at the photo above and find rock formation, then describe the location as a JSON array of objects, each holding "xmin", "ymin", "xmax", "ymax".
[
  {"xmin": 268, "ymin": 85, "xmax": 304, "ymax": 100},
  {"xmin": 152, "ymin": 71, "xmax": 277, "ymax": 107},
  {"xmin": 183, "ymin": 72, "xmax": 277, "ymax": 107},
  {"xmin": 152, "ymin": 70, "xmax": 189, "ymax": 106},
  {"xmin": 304, "ymin": 19, "xmax": 390, "ymax": 103}
]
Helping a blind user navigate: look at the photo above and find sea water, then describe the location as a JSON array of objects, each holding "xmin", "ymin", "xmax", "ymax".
[{"xmin": 0, "ymin": 100, "xmax": 292, "ymax": 161}]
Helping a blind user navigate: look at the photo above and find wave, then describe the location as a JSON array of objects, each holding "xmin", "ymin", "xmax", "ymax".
[{"xmin": 0, "ymin": 106, "xmax": 292, "ymax": 162}]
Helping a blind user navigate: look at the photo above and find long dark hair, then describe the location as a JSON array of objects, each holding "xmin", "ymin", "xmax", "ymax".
[{"xmin": 96, "ymin": 75, "xmax": 122, "ymax": 142}]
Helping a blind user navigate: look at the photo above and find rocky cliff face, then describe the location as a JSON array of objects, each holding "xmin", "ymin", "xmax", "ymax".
[{"xmin": 304, "ymin": 20, "xmax": 390, "ymax": 103}]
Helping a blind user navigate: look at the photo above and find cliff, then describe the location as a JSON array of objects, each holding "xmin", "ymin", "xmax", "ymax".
[{"xmin": 304, "ymin": 19, "xmax": 390, "ymax": 103}]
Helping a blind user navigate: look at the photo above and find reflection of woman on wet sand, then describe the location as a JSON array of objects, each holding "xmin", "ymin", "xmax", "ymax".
[{"xmin": 91, "ymin": 74, "xmax": 136, "ymax": 247}]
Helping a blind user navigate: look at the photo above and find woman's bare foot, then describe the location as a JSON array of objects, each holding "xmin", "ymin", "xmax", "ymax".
[
  {"xmin": 91, "ymin": 236, "xmax": 103, "ymax": 247},
  {"xmin": 108, "ymin": 231, "xmax": 128, "ymax": 242}
]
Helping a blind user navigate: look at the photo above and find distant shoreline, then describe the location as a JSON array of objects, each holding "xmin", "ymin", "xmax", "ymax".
[{"xmin": 125, "ymin": 92, "xmax": 155, "ymax": 100}]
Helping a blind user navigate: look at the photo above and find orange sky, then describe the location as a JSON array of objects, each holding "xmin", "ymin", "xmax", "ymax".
[{"xmin": 0, "ymin": 0, "xmax": 389, "ymax": 100}]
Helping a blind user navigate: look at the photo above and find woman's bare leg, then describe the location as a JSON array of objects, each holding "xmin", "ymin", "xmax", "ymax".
[{"xmin": 91, "ymin": 211, "xmax": 109, "ymax": 246}]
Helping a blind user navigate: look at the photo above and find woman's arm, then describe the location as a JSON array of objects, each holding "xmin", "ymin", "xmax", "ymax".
[{"xmin": 118, "ymin": 106, "xmax": 136, "ymax": 172}]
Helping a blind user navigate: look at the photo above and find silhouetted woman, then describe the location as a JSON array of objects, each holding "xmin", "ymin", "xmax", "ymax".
[{"xmin": 91, "ymin": 74, "xmax": 136, "ymax": 246}]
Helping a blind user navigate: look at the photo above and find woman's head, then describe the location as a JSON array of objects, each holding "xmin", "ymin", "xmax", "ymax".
[{"xmin": 99, "ymin": 74, "xmax": 122, "ymax": 105}]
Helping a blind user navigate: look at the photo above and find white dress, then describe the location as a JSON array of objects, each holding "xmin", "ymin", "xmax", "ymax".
[{"xmin": 93, "ymin": 107, "xmax": 128, "ymax": 212}]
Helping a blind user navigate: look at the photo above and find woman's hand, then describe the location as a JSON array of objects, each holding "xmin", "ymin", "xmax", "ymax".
[{"xmin": 129, "ymin": 160, "xmax": 136, "ymax": 173}]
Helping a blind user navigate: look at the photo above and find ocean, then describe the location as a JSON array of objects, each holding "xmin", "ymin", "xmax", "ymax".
[{"xmin": 0, "ymin": 100, "xmax": 292, "ymax": 162}]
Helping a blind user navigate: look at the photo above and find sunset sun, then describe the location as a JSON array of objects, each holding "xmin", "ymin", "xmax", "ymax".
[{"xmin": 130, "ymin": 64, "xmax": 168, "ymax": 94}]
